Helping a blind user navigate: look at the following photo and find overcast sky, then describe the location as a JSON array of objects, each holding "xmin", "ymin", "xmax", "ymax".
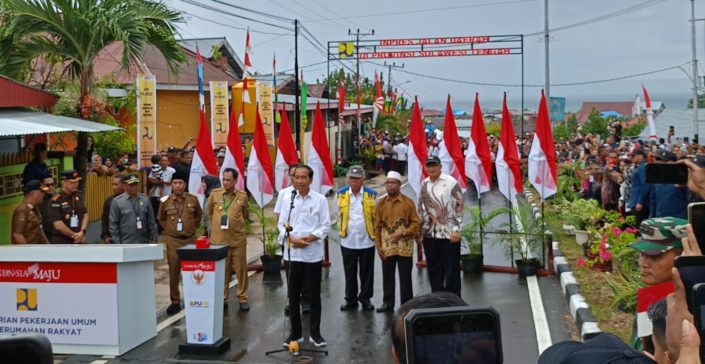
[{"xmin": 166, "ymin": 0, "xmax": 701, "ymax": 110}]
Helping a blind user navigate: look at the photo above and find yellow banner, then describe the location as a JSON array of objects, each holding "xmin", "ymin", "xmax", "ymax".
[
  {"xmin": 210, "ymin": 81, "xmax": 229, "ymax": 148},
  {"xmin": 258, "ymin": 83, "xmax": 275, "ymax": 147},
  {"xmin": 231, "ymin": 79, "xmax": 258, "ymax": 134},
  {"xmin": 136, "ymin": 75, "xmax": 156, "ymax": 168}
]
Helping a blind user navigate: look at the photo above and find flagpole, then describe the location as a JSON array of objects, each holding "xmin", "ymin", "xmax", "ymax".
[
  {"xmin": 294, "ymin": 19, "xmax": 301, "ymax": 154},
  {"xmin": 261, "ymin": 190, "xmax": 266, "ymax": 254},
  {"xmin": 508, "ymin": 169, "xmax": 514, "ymax": 268}
]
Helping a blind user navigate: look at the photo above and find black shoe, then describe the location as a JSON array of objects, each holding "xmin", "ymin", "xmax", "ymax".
[
  {"xmin": 340, "ymin": 302, "xmax": 358, "ymax": 311},
  {"xmin": 239, "ymin": 302, "xmax": 250, "ymax": 312},
  {"xmin": 283, "ymin": 334, "xmax": 303, "ymax": 348},
  {"xmin": 301, "ymin": 303, "xmax": 311, "ymax": 314},
  {"xmin": 360, "ymin": 301, "xmax": 375, "ymax": 311},
  {"xmin": 309, "ymin": 334, "xmax": 327, "ymax": 347},
  {"xmin": 284, "ymin": 304, "xmax": 290, "ymax": 316},
  {"xmin": 376, "ymin": 303, "xmax": 394, "ymax": 313},
  {"xmin": 166, "ymin": 303, "xmax": 181, "ymax": 315}
]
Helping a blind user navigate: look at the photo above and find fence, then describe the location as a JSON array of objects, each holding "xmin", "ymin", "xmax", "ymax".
[{"xmin": 84, "ymin": 171, "xmax": 147, "ymax": 222}]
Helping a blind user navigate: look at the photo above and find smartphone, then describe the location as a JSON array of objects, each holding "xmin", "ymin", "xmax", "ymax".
[
  {"xmin": 688, "ymin": 203, "xmax": 705, "ymax": 253},
  {"xmin": 405, "ymin": 306, "xmax": 502, "ymax": 364},
  {"xmin": 691, "ymin": 283, "xmax": 705, "ymax": 356},
  {"xmin": 645, "ymin": 163, "xmax": 688, "ymax": 184},
  {"xmin": 676, "ymin": 256, "xmax": 705, "ymax": 315}
]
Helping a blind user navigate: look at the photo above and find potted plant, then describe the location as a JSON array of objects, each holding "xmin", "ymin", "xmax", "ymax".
[
  {"xmin": 460, "ymin": 206, "xmax": 508, "ymax": 274},
  {"xmin": 250, "ymin": 202, "xmax": 283, "ymax": 274},
  {"xmin": 496, "ymin": 202, "xmax": 546, "ymax": 277},
  {"xmin": 559, "ymin": 199, "xmax": 605, "ymax": 246}
]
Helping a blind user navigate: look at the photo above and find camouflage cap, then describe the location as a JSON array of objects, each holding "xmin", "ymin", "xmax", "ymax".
[{"xmin": 629, "ymin": 217, "xmax": 688, "ymax": 256}]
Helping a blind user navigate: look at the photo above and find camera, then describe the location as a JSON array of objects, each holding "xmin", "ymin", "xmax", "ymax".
[
  {"xmin": 404, "ymin": 306, "xmax": 502, "ymax": 364},
  {"xmin": 150, "ymin": 164, "xmax": 163, "ymax": 179}
]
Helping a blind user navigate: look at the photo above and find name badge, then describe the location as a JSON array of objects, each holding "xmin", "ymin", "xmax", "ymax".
[
  {"xmin": 220, "ymin": 215, "xmax": 229, "ymax": 230},
  {"xmin": 136, "ymin": 217, "xmax": 143, "ymax": 230},
  {"xmin": 70, "ymin": 214, "xmax": 79, "ymax": 228},
  {"xmin": 176, "ymin": 218, "xmax": 183, "ymax": 232},
  {"xmin": 589, "ymin": 175, "xmax": 594, "ymax": 183}
]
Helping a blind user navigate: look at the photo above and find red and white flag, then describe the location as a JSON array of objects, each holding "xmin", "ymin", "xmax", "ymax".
[
  {"xmin": 464, "ymin": 93, "xmax": 493, "ymax": 198},
  {"xmin": 496, "ymin": 92, "xmax": 523, "ymax": 202},
  {"xmin": 247, "ymin": 110, "xmax": 275, "ymax": 207},
  {"xmin": 407, "ymin": 97, "xmax": 428, "ymax": 198},
  {"xmin": 220, "ymin": 102, "xmax": 246, "ymax": 191},
  {"xmin": 636, "ymin": 280, "xmax": 674, "ymax": 338},
  {"xmin": 274, "ymin": 107, "xmax": 298, "ymax": 191},
  {"xmin": 438, "ymin": 95, "xmax": 467, "ymax": 191},
  {"xmin": 307, "ymin": 102, "xmax": 334, "ymax": 194},
  {"xmin": 239, "ymin": 30, "xmax": 252, "ymax": 127},
  {"xmin": 643, "ymin": 84, "xmax": 657, "ymax": 141},
  {"xmin": 528, "ymin": 89, "xmax": 558, "ymax": 201},
  {"xmin": 373, "ymin": 71, "xmax": 383, "ymax": 127}
]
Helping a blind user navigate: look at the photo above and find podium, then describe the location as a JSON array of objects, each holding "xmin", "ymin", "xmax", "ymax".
[
  {"xmin": 0, "ymin": 244, "xmax": 163, "ymax": 355},
  {"xmin": 177, "ymin": 244, "xmax": 230, "ymax": 356}
]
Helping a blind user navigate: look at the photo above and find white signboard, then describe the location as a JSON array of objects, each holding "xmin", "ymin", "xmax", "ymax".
[{"xmin": 181, "ymin": 260, "xmax": 221, "ymax": 345}]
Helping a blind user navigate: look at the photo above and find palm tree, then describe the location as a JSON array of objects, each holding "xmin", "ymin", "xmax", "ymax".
[{"xmin": 1, "ymin": 0, "xmax": 185, "ymax": 180}]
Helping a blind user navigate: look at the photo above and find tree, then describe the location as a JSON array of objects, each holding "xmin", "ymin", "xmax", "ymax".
[
  {"xmin": 581, "ymin": 108, "xmax": 609, "ymax": 139},
  {"xmin": 1, "ymin": 0, "xmax": 185, "ymax": 182}
]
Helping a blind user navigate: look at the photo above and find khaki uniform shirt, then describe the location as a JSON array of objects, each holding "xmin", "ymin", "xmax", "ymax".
[
  {"xmin": 374, "ymin": 193, "xmax": 421, "ymax": 257},
  {"xmin": 12, "ymin": 202, "xmax": 47, "ymax": 244},
  {"xmin": 206, "ymin": 188, "xmax": 249, "ymax": 246},
  {"xmin": 158, "ymin": 193, "xmax": 202, "ymax": 239},
  {"xmin": 48, "ymin": 191, "xmax": 87, "ymax": 244}
]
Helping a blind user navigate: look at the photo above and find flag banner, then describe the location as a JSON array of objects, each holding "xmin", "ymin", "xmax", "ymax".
[
  {"xmin": 465, "ymin": 93, "xmax": 492, "ymax": 198},
  {"xmin": 408, "ymin": 98, "xmax": 428, "ymax": 198},
  {"xmin": 220, "ymin": 104, "xmax": 245, "ymax": 191},
  {"xmin": 210, "ymin": 81, "xmax": 229, "ymax": 148},
  {"xmin": 373, "ymin": 72, "xmax": 384, "ymax": 127},
  {"xmin": 258, "ymin": 83, "xmax": 274, "ymax": 147},
  {"xmin": 438, "ymin": 96, "xmax": 467, "ymax": 191},
  {"xmin": 191, "ymin": 48, "xmax": 219, "ymax": 205},
  {"xmin": 275, "ymin": 109, "xmax": 298, "ymax": 191},
  {"xmin": 232, "ymin": 82, "xmax": 257, "ymax": 133},
  {"xmin": 307, "ymin": 102, "xmax": 334, "ymax": 195},
  {"xmin": 636, "ymin": 281, "xmax": 674, "ymax": 338},
  {"xmin": 496, "ymin": 93, "xmax": 523, "ymax": 202},
  {"xmin": 643, "ymin": 85, "xmax": 657, "ymax": 141},
  {"xmin": 247, "ymin": 110, "xmax": 275, "ymax": 207},
  {"xmin": 136, "ymin": 74, "xmax": 157, "ymax": 168},
  {"xmin": 528, "ymin": 90, "xmax": 558, "ymax": 201},
  {"xmin": 301, "ymin": 76, "xmax": 309, "ymax": 131}
]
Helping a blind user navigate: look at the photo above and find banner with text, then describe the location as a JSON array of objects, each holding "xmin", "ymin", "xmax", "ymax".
[
  {"xmin": 210, "ymin": 81, "xmax": 229, "ymax": 148},
  {"xmin": 181, "ymin": 260, "xmax": 222, "ymax": 345},
  {"xmin": 136, "ymin": 75, "xmax": 157, "ymax": 168},
  {"xmin": 258, "ymin": 83, "xmax": 275, "ymax": 147}
]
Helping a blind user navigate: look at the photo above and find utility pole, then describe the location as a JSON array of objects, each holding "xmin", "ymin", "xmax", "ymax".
[
  {"xmin": 294, "ymin": 19, "xmax": 301, "ymax": 151},
  {"xmin": 348, "ymin": 28, "xmax": 374, "ymax": 158},
  {"xmin": 544, "ymin": 0, "xmax": 550, "ymax": 102},
  {"xmin": 691, "ymin": 0, "xmax": 699, "ymax": 142},
  {"xmin": 383, "ymin": 62, "xmax": 404, "ymax": 99}
]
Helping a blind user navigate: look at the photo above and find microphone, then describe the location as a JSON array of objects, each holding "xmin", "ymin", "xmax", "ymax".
[{"xmin": 291, "ymin": 188, "xmax": 297, "ymax": 200}]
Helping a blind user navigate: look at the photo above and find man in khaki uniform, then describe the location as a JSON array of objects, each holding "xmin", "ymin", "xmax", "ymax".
[
  {"xmin": 12, "ymin": 180, "xmax": 49, "ymax": 244},
  {"xmin": 158, "ymin": 171, "xmax": 202, "ymax": 315},
  {"xmin": 206, "ymin": 168, "xmax": 250, "ymax": 311},
  {"xmin": 49, "ymin": 170, "xmax": 88, "ymax": 244}
]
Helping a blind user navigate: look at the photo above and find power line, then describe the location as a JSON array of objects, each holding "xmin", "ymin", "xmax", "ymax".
[
  {"xmin": 208, "ymin": 0, "xmax": 294, "ymax": 23},
  {"xmin": 271, "ymin": 0, "xmax": 351, "ymax": 31},
  {"xmin": 178, "ymin": 0, "xmax": 293, "ymax": 31},
  {"xmin": 181, "ymin": 11, "xmax": 290, "ymax": 36},
  {"xmin": 305, "ymin": 0, "xmax": 367, "ymax": 29}
]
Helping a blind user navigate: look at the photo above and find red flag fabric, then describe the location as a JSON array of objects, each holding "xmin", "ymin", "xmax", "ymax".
[
  {"xmin": 464, "ymin": 93, "xmax": 493, "ymax": 197},
  {"xmin": 373, "ymin": 72, "xmax": 383, "ymax": 127},
  {"xmin": 438, "ymin": 95, "xmax": 467, "ymax": 191},
  {"xmin": 240, "ymin": 30, "xmax": 252, "ymax": 124},
  {"xmin": 274, "ymin": 108, "xmax": 299, "ymax": 191},
  {"xmin": 408, "ymin": 97, "xmax": 428, "ymax": 198},
  {"xmin": 643, "ymin": 84, "xmax": 657, "ymax": 141},
  {"xmin": 220, "ymin": 101, "xmax": 246, "ymax": 191},
  {"xmin": 307, "ymin": 102, "xmax": 334, "ymax": 194},
  {"xmin": 496, "ymin": 92, "xmax": 523, "ymax": 201},
  {"xmin": 247, "ymin": 110, "xmax": 275, "ymax": 207},
  {"xmin": 189, "ymin": 105, "xmax": 219, "ymax": 205},
  {"xmin": 528, "ymin": 89, "xmax": 558, "ymax": 200}
]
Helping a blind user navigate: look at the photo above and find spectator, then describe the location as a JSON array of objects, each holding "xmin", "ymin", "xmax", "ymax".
[
  {"xmin": 200, "ymin": 174, "xmax": 221, "ymax": 235},
  {"xmin": 148, "ymin": 155, "xmax": 175, "ymax": 230},
  {"xmin": 89, "ymin": 154, "xmax": 111, "ymax": 176},
  {"xmin": 174, "ymin": 149, "xmax": 193, "ymax": 189},
  {"xmin": 394, "ymin": 140, "xmax": 408, "ymax": 175},
  {"xmin": 649, "ymin": 150, "xmax": 687, "ymax": 219},
  {"xmin": 101, "ymin": 175, "xmax": 125, "ymax": 244},
  {"xmin": 39, "ymin": 172, "xmax": 55, "ymax": 242},
  {"xmin": 22, "ymin": 143, "xmax": 49, "ymax": 186},
  {"xmin": 109, "ymin": 174, "xmax": 158, "ymax": 244},
  {"xmin": 629, "ymin": 149, "xmax": 651, "ymax": 225}
]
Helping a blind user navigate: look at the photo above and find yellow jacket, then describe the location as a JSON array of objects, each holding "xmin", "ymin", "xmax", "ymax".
[{"xmin": 337, "ymin": 185, "xmax": 377, "ymax": 240}]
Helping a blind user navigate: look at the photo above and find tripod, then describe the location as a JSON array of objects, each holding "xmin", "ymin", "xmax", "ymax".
[{"xmin": 265, "ymin": 189, "xmax": 328, "ymax": 359}]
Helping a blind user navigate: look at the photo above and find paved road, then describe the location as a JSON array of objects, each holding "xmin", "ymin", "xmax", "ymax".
[{"xmin": 57, "ymin": 187, "xmax": 573, "ymax": 364}]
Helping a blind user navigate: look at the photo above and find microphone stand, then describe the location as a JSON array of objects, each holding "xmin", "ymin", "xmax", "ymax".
[{"xmin": 265, "ymin": 189, "xmax": 328, "ymax": 359}]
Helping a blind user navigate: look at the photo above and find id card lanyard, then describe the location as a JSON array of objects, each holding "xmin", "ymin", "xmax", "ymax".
[
  {"xmin": 69, "ymin": 194, "xmax": 79, "ymax": 228},
  {"xmin": 130, "ymin": 197, "xmax": 143, "ymax": 230},
  {"xmin": 221, "ymin": 192, "xmax": 236, "ymax": 230},
  {"xmin": 172, "ymin": 197, "xmax": 185, "ymax": 232}
]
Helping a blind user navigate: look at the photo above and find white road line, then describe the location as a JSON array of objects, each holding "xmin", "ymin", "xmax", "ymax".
[
  {"xmin": 527, "ymin": 275, "xmax": 552, "ymax": 354},
  {"xmin": 89, "ymin": 270, "xmax": 256, "ymax": 364}
]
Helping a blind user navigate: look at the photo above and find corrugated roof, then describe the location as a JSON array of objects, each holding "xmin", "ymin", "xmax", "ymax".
[{"xmin": 0, "ymin": 109, "xmax": 122, "ymax": 136}]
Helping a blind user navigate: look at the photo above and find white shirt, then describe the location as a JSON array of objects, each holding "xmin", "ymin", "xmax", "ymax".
[
  {"xmin": 394, "ymin": 143, "xmax": 408, "ymax": 161},
  {"xmin": 274, "ymin": 185, "xmax": 294, "ymax": 216},
  {"xmin": 333, "ymin": 189, "xmax": 375, "ymax": 249},
  {"xmin": 278, "ymin": 189, "xmax": 331, "ymax": 263},
  {"xmin": 151, "ymin": 166, "xmax": 175, "ymax": 197}
]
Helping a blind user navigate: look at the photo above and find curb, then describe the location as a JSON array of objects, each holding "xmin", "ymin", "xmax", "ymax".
[{"xmin": 523, "ymin": 188, "xmax": 602, "ymax": 341}]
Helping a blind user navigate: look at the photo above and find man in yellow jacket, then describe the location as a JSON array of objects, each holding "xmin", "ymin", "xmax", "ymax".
[{"xmin": 334, "ymin": 165, "xmax": 377, "ymax": 311}]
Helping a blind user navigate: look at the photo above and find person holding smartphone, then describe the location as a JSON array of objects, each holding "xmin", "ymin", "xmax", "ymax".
[
  {"xmin": 650, "ymin": 150, "xmax": 688, "ymax": 219},
  {"xmin": 629, "ymin": 149, "xmax": 651, "ymax": 226}
]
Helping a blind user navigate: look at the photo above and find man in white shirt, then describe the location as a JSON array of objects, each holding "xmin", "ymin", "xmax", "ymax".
[
  {"xmin": 278, "ymin": 165, "xmax": 331, "ymax": 348},
  {"xmin": 394, "ymin": 140, "xmax": 408, "ymax": 175},
  {"xmin": 334, "ymin": 165, "xmax": 377, "ymax": 311},
  {"xmin": 149, "ymin": 154, "xmax": 175, "ymax": 233}
]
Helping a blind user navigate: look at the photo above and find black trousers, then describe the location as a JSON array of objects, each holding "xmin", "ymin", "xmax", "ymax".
[
  {"xmin": 382, "ymin": 255, "xmax": 413, "ymax": 307},
  {"xmin": 422, "ymin": 237, "xmax": 461, "ymax": 296},
  {"xmin": 341, "ymin": 246, "xmax": 375, "ymax": 304},
  {"xmin": 383, "ymin": 157, "xmax": 392, "ymax": 174},
  {"xmin": 288, "ymin": 261, "xmax": 322, "ymax": 338},
  {"xmin": 149, "ymin": 197, "xmax": 162, "ymax": 233},
  {"xmin": 284, "ymin": 259, "xmax": 309, "ymax": 306},
  {"xmin": 635, "ymin": 206, "xmax": 650, "ymax": 227},
  {"xmin": 396, "ymin": 160, "xmax": 407, "ymax": 175}
]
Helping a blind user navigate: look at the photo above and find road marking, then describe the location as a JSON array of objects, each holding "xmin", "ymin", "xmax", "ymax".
[
  {"xmin": 89, "ymin": 271, "xmax": 256, "ymax": 364},
  {"xmin": 527, "ymin": 275, "xmax": 553, "ymax": 354}
]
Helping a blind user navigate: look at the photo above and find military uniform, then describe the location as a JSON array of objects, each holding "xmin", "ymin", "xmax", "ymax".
[
  {"xmin": 206, "ymin": 188, "xmax": 249, "ymax": 304},
  {"xmin": 48, "ymin": 191, "xmax": 87, "ymax": 244},
  {"xmin": 158, "ymin": 192, "xmax": 202, "ymax": 305},
  {"xmin": 12, "ymin": 202, "xmax": 47, "ymax": 244}
]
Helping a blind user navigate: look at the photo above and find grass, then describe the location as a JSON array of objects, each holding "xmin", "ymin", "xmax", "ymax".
[{"xmin": 529, "ymin": 191, "xmax": 634, "ymax": 342}]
